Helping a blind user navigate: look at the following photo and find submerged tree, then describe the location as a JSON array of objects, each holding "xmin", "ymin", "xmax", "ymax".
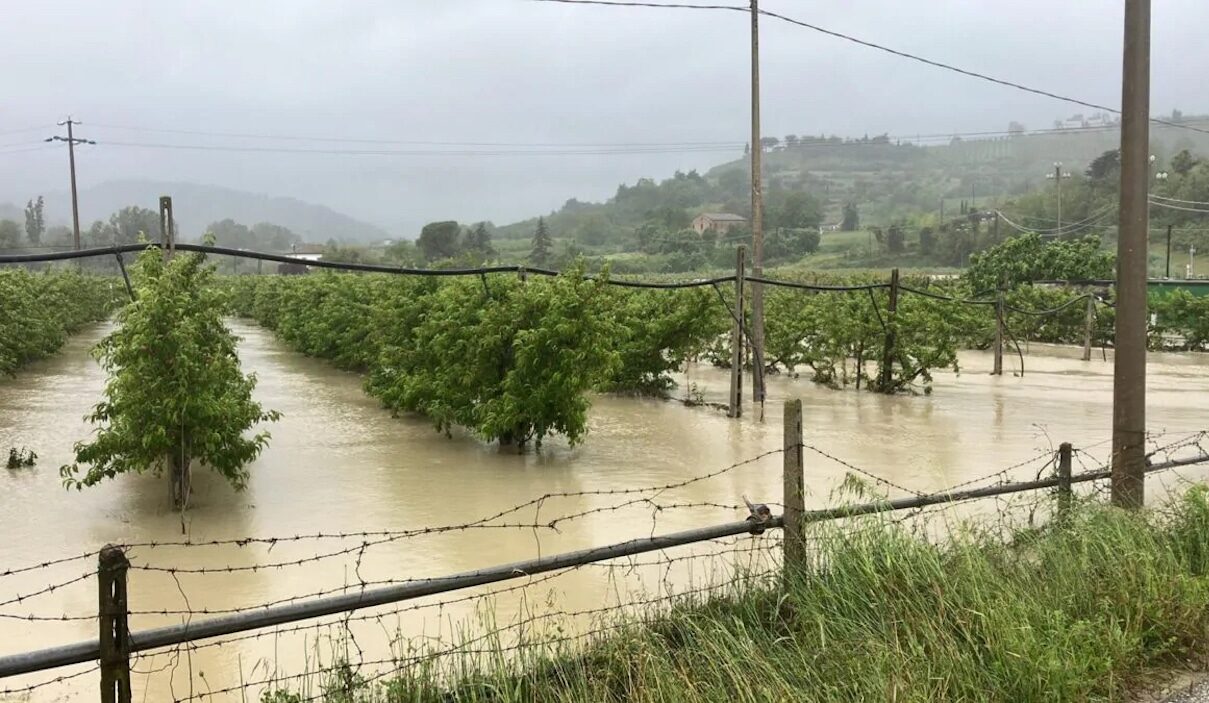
[{"xmin": 61, "ymin": 247, "xmax": 279, "ymax": 508}]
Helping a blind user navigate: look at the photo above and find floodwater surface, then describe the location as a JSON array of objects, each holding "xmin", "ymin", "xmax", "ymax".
[{"xmin": 1, "ymin": 321, "xmax": 1207, "ymax": 700}]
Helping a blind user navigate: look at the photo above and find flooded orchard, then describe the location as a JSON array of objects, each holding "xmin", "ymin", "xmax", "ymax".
[{"xmin": 2, "ymin": 320, "xmax": 1208, "ymax": 700}]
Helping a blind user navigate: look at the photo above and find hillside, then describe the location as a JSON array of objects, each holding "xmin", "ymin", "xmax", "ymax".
[
  {"xmin": 14, "ymin": 180, "xmax": 391, "ymax": 244},
  {"xmin": 495, "ymin": 116, "xmax": 1209, "ymax": 264}
]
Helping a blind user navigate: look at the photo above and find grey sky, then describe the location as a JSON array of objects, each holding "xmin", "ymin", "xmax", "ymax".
[{"xmin": 2, "ymin": 0, "xmax": 1206, "ymax": 236}]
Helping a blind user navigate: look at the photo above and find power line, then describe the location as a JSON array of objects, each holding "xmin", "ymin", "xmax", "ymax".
[
  {"xmin": 93, "ymin": 139, "xmax": 744, "ymax": 156},
  {"xmin": 1149, "ymin": 193, "xmax": 1209, "ymax": 207},
  {"xmin": 1149, "ymin": 199, "xmax": 1209, "ymax": 214},
  {"xmin": 534, "ymin": 0, "xmax": 1209, "ymax": 137},
  {"xmin": 87, "ymin": 123, "xmax": 746, "ymax": 149}
]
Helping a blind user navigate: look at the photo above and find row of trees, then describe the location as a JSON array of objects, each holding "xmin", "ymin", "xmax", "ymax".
[
  {"xmin": 228, "ymin": 268, "xmax": 721, "ymax": 448},
  {"xmin": 0, "ymin": 268, "xmax": 117, "ymax": 375}
]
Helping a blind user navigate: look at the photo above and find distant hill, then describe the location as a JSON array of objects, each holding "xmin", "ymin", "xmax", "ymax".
[
  {"xmin": 497, "ymin": 116, "xmax": 1209, "ymax": 244},
  {"xmin": 0, "ymin": 202, "xmax": 21, "ymax": 223},
  {"xmin": 22, "ymin": 180, "xmax": 390, "ymax": 244}
]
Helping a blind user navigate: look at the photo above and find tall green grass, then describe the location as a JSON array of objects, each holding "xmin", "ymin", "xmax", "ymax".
[{"xmin": 263, "ymin": 488, "xmax": 1209, "ymax": 702}]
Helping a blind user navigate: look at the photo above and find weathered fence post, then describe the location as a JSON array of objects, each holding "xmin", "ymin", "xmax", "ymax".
[
  {"xmin": 1081, "ymin": 294, "xmax": 1095, "ymax": 362},
  {"xmin": 728, "ymin": 246, "xmax": 746, "ymax": 418},
  {"xmin": 99, "ymin": 545, "xmax": 131, "ymax": 703},
  {"xmin": 158, "ymin": 196, "xmax": 175, "ymax": 260},
  {"xmin": 879, "ymin": 268, "xmax": 900, "ymax": 390},
  {"xmin": 992, "ymin": 291, "xmax": 1005, "ymax": 376},
  {"xmin": 783, "ymin": 399, "xmax": 805, "ymax": 578},
  {"xmin": 1057, "ymin": 442, "xmax": 1073, "ymax": 522}
]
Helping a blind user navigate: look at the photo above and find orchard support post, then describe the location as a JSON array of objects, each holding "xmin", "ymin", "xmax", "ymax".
[
  {"xmin": 1057, "ymin": 442, "xmax": 1073, "ymax": 522},
  {"xmin": 879, "ymin": 268, "xmax": 900, "ymax": 391},
  {"xmin": 728, "ymin": 246, "xmax": 746, "ymax": 418},
  {"xmin": 783, "ymin": 399, "xmax": 805, "ymax": 578},
  {"xmin": 1082, "ymin": 294, "xmax": 1095, "ymax": 362},
  {"xmin": 98, "ymin": 545, "xmax": 131, "ymax": 703}
]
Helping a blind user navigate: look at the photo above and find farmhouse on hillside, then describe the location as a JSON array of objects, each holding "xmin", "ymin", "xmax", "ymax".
[{"xmin": 691, "ymin": 212, "xmax": 747, "ymax": 235}]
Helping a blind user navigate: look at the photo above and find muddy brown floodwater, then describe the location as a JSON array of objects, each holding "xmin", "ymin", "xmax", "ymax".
[{"xmin": 2, "ymin": 321, "xmax": 1207, "ymax": 701}]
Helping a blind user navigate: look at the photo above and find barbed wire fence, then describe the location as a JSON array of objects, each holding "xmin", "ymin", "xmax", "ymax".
[{"xmin": 2, "ymin": 408, "xmax": 1207, "ymax": 702}]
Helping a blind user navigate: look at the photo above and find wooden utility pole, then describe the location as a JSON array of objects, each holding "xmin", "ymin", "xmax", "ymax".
[
  {"xmin": 782, "ymin": 399, "xmax": 805, "ymax": 577},
  {"xmin": 47, "ymin": 118, "xmax": 93, "ymax": 250},
  {"xmin": 1165, "ymin": 224, "xmax": 1173, "ymax": 278},
  {"xmin": 749, "ymin": 0, "xmax": 766, "ymax": 413},
  {"xmin": 1112, "ymin": 0, "xmax": 1150, "ymax": 510},
  {"xmin": 729, "ymin": 246, "xmax": 747, "ymax": 418}
]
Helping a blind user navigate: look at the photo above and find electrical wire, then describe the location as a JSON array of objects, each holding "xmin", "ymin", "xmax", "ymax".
[
  {"xmin": 534, "ymin": 0, "xmax": 1209, "ymax": 137},
  {"xmin": 1149, "ymin": 200, "xmax": 1209, "ymax": 214}
]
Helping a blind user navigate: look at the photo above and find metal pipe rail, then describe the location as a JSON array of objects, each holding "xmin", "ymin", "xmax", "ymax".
[
  {"xmin": 0, "ymin": 243, "xmax": 733, "ymax": 289},
  {"xmin": 2, "ymin": 452, "xmax": 1206, "ymax": 680},
  {"xmin": 0, "ymin": 517, "xmax": 775, "ymax": 678}
]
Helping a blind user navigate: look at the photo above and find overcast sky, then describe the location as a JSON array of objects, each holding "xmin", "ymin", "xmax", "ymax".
[{"xmin": 2, "ymin": 0, "xmax": 1207, "ymax": 236}]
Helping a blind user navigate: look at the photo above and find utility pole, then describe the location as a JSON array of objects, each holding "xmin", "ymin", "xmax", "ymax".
[
  {"xmin": 749, "ymin": 0, "xmax": 766, "ymax": 414},
  {"xmin": 46, "ymin": 118, "xmax": 94, "ymax": 250},
  {"xmin": 1165, "ymin": 224, "xmax": 1173, "ymax": 279},
  {"xmin": 1047, "ymin": 162, "xmax": 1072, "ymax": 234},
  {"xmin": 1111, "ymin": 0, "xmax": 1150, "ymax": 510}
]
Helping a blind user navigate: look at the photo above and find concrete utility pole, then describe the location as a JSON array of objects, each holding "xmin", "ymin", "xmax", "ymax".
[
  {"xmin": 749, "ymin": 0, "xmax": 766, "ymax": 413},
  {"xmin": 1047, "ymin": 162, "xmax": 1072, "ymax": 233},
  {"xmin": 46, "ymin": 118, "xmax": 94, "ymax": 250},
  {"xmin": 1111, "ymin": 0, "xmax": 1151, "ymax": 510}
]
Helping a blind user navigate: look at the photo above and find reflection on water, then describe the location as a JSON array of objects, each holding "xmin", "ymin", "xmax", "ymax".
[{"xmin": 1, "ymin": 321, "xmax": 1207, "ymax": 700}]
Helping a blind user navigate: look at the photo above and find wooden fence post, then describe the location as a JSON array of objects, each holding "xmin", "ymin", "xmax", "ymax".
[
  {"xmin": 1057, "ymin": 442, "xmax": 1073, "ymax": 522},
  {"xmin": 99, "ymin": 545, "xmax": 131, "ymax": 703},
  {"xmin": 992, "ymin": 292, "xmax": 1005, "ymax": 375},
  {"xmin": 783, "ymin": 399, "xmax": 805, "ymax": 578},
  {"xmin": 158, "ymin": 196, "xmax": 175, "ymax": 260},
  {"xmin": 728, "ymin": 246, "xmax": 746, "ymax": 418},
  {"xmin": 1081, "ymin": 294, "xmax": 1095, "ymax": 362},
  {"xmin": 879, "ymin": 268, "xmax": 899, "ymax": 391}
]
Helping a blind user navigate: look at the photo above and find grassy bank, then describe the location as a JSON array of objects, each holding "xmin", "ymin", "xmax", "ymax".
[{"xmin": 264, "ymin": 489, "xmax": 1209, "ymax": 702}]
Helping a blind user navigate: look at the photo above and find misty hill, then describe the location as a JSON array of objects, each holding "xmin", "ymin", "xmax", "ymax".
[
  {"xmin": 28, "ymin": 180, "xmax": 390, "ymax": 244},
  {"xmin": 497, "ymin": 116, "xmax": 1209, "ymax": 246},
  {"xmin": 0, "ymin": 203, "xmax": 21, "ymax": 223}
]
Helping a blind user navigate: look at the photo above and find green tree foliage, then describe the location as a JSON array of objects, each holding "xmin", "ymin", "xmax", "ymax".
[
  {"xmin": 417, "ymin": 221, "xmax": 462, "ymax": 261},
  {"xmin": 86, "ymin": 206, "xmax": 163, "ymax": 247},
  {"xmin": 919, "ymin": 227, "xmax": 936, "ymax": 255},
  {"xmin": 530, "ymin": 217, "xmax": 553, "ymax": 266},
  {"xmin": 966, "ymin": 233, "xmax": 1114, "ymax": 292},
  {"xmin": 0, "ymin": 220, "xmax": 20, "ymax": 248},
  {"xmin": 0, "ymin": 269, "xmax": 116, "ymax": 375},
  {"xmin": 574, "ymin": 213, "xmax": 611, "ymax": 246},
  {"xmin": 62, "ymin": 249, "xmax": 279, "ymax": 507},
  {"xmin": 228, "ymin": 267, "xmax": 736, "ymax": 444},
  {"xmin": 1171, "ymin": 149, "xmax": 1198, "ymax": 176},
  {"xmin": 768, "ymin": 191, "xmax": 823, "ymax": 231},
  {"xmin": 251, "ymin": 222, "xmax": 301, "ymax": 251},
  {"xmin": 24, "ymin": 196, "xmax": 44, "ymax": 245},
  {"xmin": 1085, "ymin": 149, "xmax": 1120, "ymax": 180},
  {"xmin": 886, "ymin": 225, "xmax": 905, "ymax": 254},
  {"xmin": 464, "ymin": 222, "xmax": 495, "ymax": 259},
  {"xmin": 841, "ymin": 203, "xmax": 860, "ymax": 231}
]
